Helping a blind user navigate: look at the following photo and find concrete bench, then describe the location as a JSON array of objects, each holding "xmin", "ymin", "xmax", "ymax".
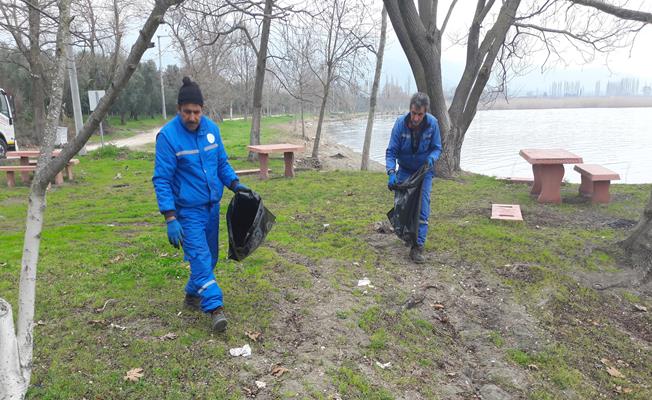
[
  {"xmin": 1, "ymin": 159, "xmax": 78, "ymax": 187},
  {"xmin": 247, "ymin": 143, "xmax": 304, "ymax": 179},
  {"xmin": 574, "ymin": 164, "xmax": 620, "ymax": 204},
  {"xmin": 235, "ymin": 168, "xmax": 271, "ymax": 177}
]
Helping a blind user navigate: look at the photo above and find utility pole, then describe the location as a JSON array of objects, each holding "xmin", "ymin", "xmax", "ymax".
[
  {"xmin": 157, "ymin": 35, "xmax": 167, "ymax": 120},
  {"xmin": 66, "ymin": 43, "xmax": 86, "ymax": 155}
]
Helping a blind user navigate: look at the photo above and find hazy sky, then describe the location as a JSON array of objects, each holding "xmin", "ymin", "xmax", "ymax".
[{"xmin": 381, "ymin": 1, "xmax": 652, "ymax": 95}]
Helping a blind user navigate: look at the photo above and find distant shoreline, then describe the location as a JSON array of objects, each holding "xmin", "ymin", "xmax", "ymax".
[{"xmin": 482, "ymin": 96, "xmax": 652, "ymax": 110}]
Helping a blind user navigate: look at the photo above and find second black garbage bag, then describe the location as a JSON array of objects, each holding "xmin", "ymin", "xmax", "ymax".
[
  {"xmin": 387, "ymin": 164, "xmax": 430, "ymax": 247},
  {"xmin": 226, "ymin": 190, "xmax": 276, "ymax": 261}
]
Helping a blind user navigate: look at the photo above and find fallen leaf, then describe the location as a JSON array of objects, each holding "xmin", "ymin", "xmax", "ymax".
[
  {"xmin": 600, "ymin": 358, "xmax": 611, "ymax": 366},
  {"xmin": 606, "ymin": 366, "xmax": 625, "ymax": 378},
  {"xmin": 623, "ymin": 388, "xmax": 633, "ymax": 394},
  {"xmin": 432, "ymin": 303, "xmax": 445, "ymax": 310},
  {"xmin": 36, "ymin": 320, "xmax": 46, "ymax": 326},
  {"xmin": 124, "ymin": 368, "xmax": 144, "ymax": 382},
  {"xmin": 245, "ymin": 331, "xmax": 262, "ymax": 342},
  {"xmin": 114, "ymin": 173, "xmax": 122, "ymax": 180},
  {"xmin": 88, "ymin": 319, "xmax": 105, "ymax": 325},
  {"xmin": 271, "ymin": 365, "xmax": 289, "ymax": 377},
  {"xmin": 527, "ymin": 364, "xmax": 539, "ymax": 371},
  {"xmin": 0, "ymin": 262, "xmax": 7, "ymax": 267},
  {"xmin": 633, "ymin": 304, "xmax": 647, "ymax": 312},
  {"xmin": 159, "ymin": 332, "xmax": 178, "ymax": 341}
]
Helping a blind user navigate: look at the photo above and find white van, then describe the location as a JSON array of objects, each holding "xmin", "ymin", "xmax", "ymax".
[{"xmin": 0, "ymin": 88, "xmax": 17, "ymax": 158}]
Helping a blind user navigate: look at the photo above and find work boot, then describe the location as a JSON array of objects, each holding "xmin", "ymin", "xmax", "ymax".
[
  {"xmin": 184, "ymin": 293, "xmax": 201, "ymax": 311},
  {"xmin": 211, "ymin": 307, "xmax": 228, "ymax": 332},
  {"xmin": 409, "ymin": 245, "xmax": 426, "ymax": 264}
]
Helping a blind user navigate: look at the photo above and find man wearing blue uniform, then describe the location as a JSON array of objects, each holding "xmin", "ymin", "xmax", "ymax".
[
  {"xmin": 385, "ymin": 93, "xmax": 443, "ymax": 263},
  {"xmin": 153, "ymin": 77, "xmax": 249, "ymax": 332}
]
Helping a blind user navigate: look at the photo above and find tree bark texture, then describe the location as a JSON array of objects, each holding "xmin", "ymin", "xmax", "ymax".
[
  {"xmin": 621, "ymin": 187, "xmax": 652, "ymax": 274},
  {"xmin": 571, "ymin": 0, "xmax": 652, "ymax": 23},
  {"xmin": 247, "ymin": 0, "xmax": 274, "ymax": 162},
  {"xmin": 361, "ymin": 6, "xmax": 387, "ymax": 171},
  {"xmin": 0, "ymin": 299, "xmax": 25, "ymax": 399}
]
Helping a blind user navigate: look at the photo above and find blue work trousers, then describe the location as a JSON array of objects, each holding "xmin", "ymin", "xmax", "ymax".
[
  {"xmin": 177, "ymin": 204, "xmax": 223, "ymax": 312},
  {"xmin": 397, "ymin": 168, "xmax": 434, "ymax": 246}
]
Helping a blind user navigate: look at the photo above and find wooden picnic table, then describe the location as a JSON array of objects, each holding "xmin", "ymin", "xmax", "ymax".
[
  {"xmin": 6, "ymin": 149, "xmax": 62, "ymax": 183},
  {"xmin": 519, "ymin": 148, "xmax": 583, "ymax": 204},
  {"xmin": 247, "ymin": 143, "xmax": 304, "ymax": 179}
]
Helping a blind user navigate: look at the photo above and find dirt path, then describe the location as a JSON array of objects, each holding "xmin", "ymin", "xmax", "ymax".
[{"xmin": 85, "ymin": 127, "xmax": 160, "ymax": 151}]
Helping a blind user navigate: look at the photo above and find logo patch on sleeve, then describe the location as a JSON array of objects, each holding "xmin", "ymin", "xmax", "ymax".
[{"xmin": 207, "ymin": 133, "xmax": 215, "ymax": 144}]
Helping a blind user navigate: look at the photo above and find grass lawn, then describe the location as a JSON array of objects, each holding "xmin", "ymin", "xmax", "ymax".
[{"xmin": 0, "ymin": 117, "xmax": 650, "ymax": 399}]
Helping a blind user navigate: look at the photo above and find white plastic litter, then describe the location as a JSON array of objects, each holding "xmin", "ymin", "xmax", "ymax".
[
  {"xmin": 375, "ymin": 361, "xmax": 391, "ymax": 369},
  {"xmin": 357, "ymin": 278, "xmax": 371, "ymax": 287},
  {"xmin": 229, "ymin": 344, "xmax": 252, "ymax": 357},
  {"xmin": 255, "ymin": 380, "xmax": 267, "ymax": 388}
]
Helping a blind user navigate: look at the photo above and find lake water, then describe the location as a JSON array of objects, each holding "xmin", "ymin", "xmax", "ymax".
[{"xmin": 324, "ymin": 107, "xmax": 652, "ymax": 184}]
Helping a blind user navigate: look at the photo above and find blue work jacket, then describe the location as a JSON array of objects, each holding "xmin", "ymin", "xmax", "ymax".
[
  {"xmin": 153, "ymin": 115, "xmax": 238, "ymax": 213},
  {"xmin": 385, "ymin": 113, "xmax": 443, "ymax": 173}
]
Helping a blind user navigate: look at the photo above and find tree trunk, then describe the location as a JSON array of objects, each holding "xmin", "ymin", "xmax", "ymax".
[
  {"xmin": 621, "ymin": 187, "xmax": 652, "ymax": 274},
  {"xmin": 300, "ymin": 101, "xmax": 305, "ymax": 140},
  {"xmin": 247, "ymin": 0, "xmax": 274, "ymax": 162},
  {"xmin": 0, "ymin": 0, "xmax": 71, "ymax": 394},
  {"xmin": 28, "ymin": 0, "xmax": 47, "ymax": 145},
  {"xmin": 0, "ymin": 1, "xmax": 184, "ymax": 397},
  {"xmin": 0, "ymin": 299, "xmax": 25, "ymax": 399},
  {"xmin": 361, "ymin": 6, "xmax": 387, "ymax": 171},
  {"xmin": 311, "ymin": 81, "xmax": 331, "ymax": 159}
]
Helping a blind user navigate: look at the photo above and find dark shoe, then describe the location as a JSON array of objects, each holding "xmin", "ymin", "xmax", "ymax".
[
  {"xmin": 409, "ymin": 245, "xmax": 426, "ymax": 264},
  {"xmin": 211, "ymin": 307, "xmax": 228, "ymax": 332},
  {"xmin": 184, "ymin": 294, "xmax": 201, "ymax": 311}
]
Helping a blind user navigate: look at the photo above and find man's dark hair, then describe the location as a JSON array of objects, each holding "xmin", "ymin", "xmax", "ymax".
[{"xmin": 409, "ymin": 92, "xmax": 430, "ymax": 111}]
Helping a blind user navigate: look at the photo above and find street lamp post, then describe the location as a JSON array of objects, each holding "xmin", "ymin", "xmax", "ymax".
[{"xmin": 157, "ymin": 35, "xmax": 167, "ymax": 120}]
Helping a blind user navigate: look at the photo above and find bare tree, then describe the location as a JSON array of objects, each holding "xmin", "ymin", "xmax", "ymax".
[
  {"xmin": 383, "ymin": 0, "xmax": 645, "ymax": 177},
  {"xmin": 361, "ymin": 5, "xmax": 387, "ymax": 171},
  {"xmin": 247, "ymin": 0, "xmax": 273, "ymax": 161},
  {"xmin": 0, "ymin": 1, "xmax": 184, "ymax": 398},
  {"xmin": 308, "ymin": 0, "xmax": 375, "ymax": 159},
  {"xmin": 268, "ymin": 18, "xmax": 320, "ymax": 139},
  {"xmin": 0, "ymin": 0, "xmax": 60, "ymax": 144}
]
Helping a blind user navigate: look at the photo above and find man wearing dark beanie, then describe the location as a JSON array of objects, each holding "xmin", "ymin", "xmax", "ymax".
[{"xmin": 152, "ymin": 77, "xmax": 251, "ymax": 332}]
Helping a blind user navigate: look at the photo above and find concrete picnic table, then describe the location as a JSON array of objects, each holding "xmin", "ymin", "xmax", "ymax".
[
  {"xmin": 5, "ymin": 149, "xmax": 62, "ymax": 183},
  {"xmin": 519, "ymin": 148, "xmax": 583, "ymax": 204},
  {"xmin": 246, "ymin": 143, "xmax": 304, "ymax": 179}
]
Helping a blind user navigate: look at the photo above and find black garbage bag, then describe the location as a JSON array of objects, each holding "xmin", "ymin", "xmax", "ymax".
[
  {"xmin": 387, "ymin": 164, "xmax": 430, "ymax": 246},
  {"xmin": 226, "ymin": 190, "xmax": 276, "ymax": 261}
]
